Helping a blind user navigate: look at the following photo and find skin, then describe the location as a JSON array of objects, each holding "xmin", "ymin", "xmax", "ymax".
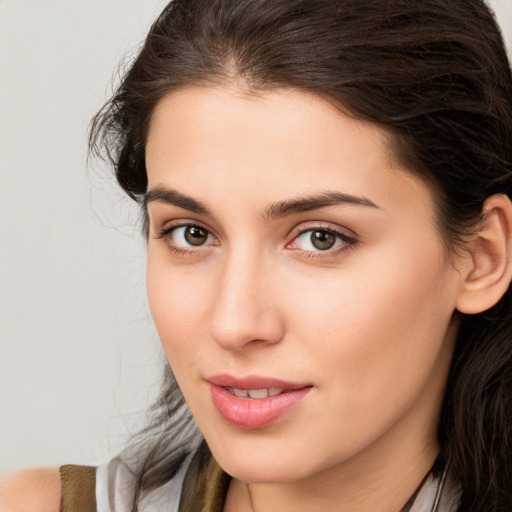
[
  {"xmin": 0, "ymin": 468, "xmax": 61, "ymax": 512},
  {"xmin": 3, "ymin": 87, "xmax": 511, "ymax": 512},
  {"xmin": 145, "ymin": 85, "xmax": 466, "ymax": 512}
]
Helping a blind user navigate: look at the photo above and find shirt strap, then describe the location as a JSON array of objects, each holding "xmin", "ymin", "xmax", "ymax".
[
  {"xmin": 59, "ymin": 464, "xmax": 97, "ymax": 512},
  {"xmin": 179, "ymin": 442, "xmax": 231, "ymax": 512}
]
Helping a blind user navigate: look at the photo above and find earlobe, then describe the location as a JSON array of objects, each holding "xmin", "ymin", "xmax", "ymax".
[{"xmin": 456, "ymin": 194, "xmax": 512, "ymax": 315}]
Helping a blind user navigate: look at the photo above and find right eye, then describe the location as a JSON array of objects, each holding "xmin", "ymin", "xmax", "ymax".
[{"xmin": 157, "ymin": 224, "xmax": 217, "ymax": 250}]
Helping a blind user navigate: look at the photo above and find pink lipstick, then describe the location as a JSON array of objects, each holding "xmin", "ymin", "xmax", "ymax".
[{"xmin": 207, "ymin": 375, "xmax": 312, "ymax": 429}]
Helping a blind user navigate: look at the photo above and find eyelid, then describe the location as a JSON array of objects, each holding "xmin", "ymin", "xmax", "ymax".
[
  {"xmin": 154, "ymin": 218, "xmax": 217, "ymax": 239},
  {"xmin": 286, "ymin": 222, "xmax": 357, "ymax": 255},
  {"xmin": 154, "ymin": 219, "xmax": 219, "ymax": 255},
  {"xmin": 286, "ymin": 221, "xmax": 356, "ymax": 243}
]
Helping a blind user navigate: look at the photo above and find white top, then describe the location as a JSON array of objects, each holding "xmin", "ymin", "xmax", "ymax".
[
  {"xmin": 95, "ymin": 456, "xmax": 192, "ymax": 512},
  {"xmin": 409, "ymin": 471, "xmax": 460, "ymax": 512},
  {"xmin": 95, "ymin": 457, "xmax": 460, "ymax": 512}
]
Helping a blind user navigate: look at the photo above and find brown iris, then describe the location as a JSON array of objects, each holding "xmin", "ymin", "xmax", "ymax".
[
  {"xmin": 311, "ymin": 230, "xmax": 336, "ymax": 250},
  {"xmin": 184, "ymin": 226, "xmax": 208, "ymax": 246}
]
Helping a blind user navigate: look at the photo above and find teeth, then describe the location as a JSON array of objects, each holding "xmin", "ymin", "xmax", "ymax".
[
  {"xmin": 248, "ymin": 388, "xmax": 269, "ymax": 399},
  {"xmin": 227, "ymin": 387, "xmax": 285, "ymax": 399}
]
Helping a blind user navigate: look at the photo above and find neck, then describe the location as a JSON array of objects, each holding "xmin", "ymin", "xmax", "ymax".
[{"xmin": 225, "ymin": 438, "xmax": 437, "ymax": 512}]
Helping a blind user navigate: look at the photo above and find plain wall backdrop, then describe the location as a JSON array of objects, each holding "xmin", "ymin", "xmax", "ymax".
[{"xmin": 1, "ymin": 0, "xmax": 512, "ymax": 473}]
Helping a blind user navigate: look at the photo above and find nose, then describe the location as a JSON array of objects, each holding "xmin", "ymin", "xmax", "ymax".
[{"xmin": 208, "ymin": 250, "xmax": 285, "ymax": 351}]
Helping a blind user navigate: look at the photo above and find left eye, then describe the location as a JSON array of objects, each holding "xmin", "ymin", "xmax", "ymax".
[{"xmin": 292, "ymin": 229, "xmax": 348, "ymax": 252}]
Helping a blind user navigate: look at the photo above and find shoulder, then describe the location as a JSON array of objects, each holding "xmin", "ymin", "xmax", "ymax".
[{"xmin": 0, "ymin": 467, "xmax": 61, "ymax": 512}]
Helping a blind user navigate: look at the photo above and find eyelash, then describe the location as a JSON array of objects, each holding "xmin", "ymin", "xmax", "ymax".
[
  {"xmin": 155, "ymin": 222, "xmax": 218, "ymax": 257},
  {"xmin": 155, "ymin": 222, "xmax": 357, "ymax": 259},
  {"xmin": 287, "ymin": 225, "xmax": 357, "ymax": 259}
]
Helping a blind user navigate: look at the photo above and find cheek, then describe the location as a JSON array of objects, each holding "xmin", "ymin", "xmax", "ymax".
[
  {"xmin": 146, "ymin": 254, "xmax": 215, "ymax": 363},
  {"xmin": 285, "ymin": 242, "xmax": 457, "ymax": 412}
]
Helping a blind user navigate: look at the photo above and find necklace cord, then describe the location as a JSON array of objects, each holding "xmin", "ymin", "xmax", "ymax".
[{"xmin": 430, "ymin": 462, "xmax": 449, "ymax": 512}]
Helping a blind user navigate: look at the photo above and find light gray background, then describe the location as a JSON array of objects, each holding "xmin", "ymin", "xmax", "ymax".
[{"xmin": 1, "ymin": 0, "xmax": 511, "ymax": 473}]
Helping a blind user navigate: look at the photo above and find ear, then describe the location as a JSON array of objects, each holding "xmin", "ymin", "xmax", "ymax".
[{"xmin": 456, "ymin": 194, "xmax": 512, "ymax": 314}]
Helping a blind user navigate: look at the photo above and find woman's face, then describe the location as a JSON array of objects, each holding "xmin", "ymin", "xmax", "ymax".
[{"xmin": 145, "ymin": 86, "xmax": 462, "ymax": 484}]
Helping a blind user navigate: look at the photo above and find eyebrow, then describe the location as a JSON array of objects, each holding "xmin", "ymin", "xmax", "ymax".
[
  {"xmin": 144, "ymin": 187, "xmax": 378, "ymax": 218},
  {"xmin": 264, "ymin": 191, "xmax": 379, "ymax": 219},
  {"xmin": 144, "ymin": 187, "xmax": 211, "ymax": 216}
]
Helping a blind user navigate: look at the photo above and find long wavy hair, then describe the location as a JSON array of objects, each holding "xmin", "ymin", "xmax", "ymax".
[{"xmin": 90, "ymin": 1, "xmax": 512, "ymax": 510}]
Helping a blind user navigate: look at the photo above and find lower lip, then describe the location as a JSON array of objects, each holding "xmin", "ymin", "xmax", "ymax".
[{"xmin": 209, "ymin": 384, "xmax": 312, "ymax": 429}]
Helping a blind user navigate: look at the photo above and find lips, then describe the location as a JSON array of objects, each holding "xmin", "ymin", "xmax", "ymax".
[{"xmin": 207, "ymin": 374, "xmax": 312, "ymax": 429}]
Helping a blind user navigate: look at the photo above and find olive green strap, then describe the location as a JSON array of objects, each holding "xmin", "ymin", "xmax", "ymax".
[
  {"xmin": 179, "ymin": 443, "xmax": 231, "ymax": 512},
  {"xmin": 196, "ymin": 458, "xmax": 229, "ymax": 512},
  {"xmin": 59, "ymin": 465, "xmax": 97, "ymax": 512}
]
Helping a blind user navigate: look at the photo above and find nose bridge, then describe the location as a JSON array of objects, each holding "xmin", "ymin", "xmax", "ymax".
[{"xmin": 209, "ymin": 244, "xmax": 283, "ymax": 350}]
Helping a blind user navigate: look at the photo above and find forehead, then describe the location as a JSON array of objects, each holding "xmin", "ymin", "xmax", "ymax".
[
  {"xmin": 147, "ymin": 87, "xmax": 392, "ymax": 174},
  {"xmin": 145, "ymin": 86, "xmax": 432, "ymax": 219}
]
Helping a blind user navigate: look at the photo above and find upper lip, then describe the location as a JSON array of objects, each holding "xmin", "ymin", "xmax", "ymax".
[{"xmin": 206, "ymin": 374, "xmax": 311, "ymax": 390}]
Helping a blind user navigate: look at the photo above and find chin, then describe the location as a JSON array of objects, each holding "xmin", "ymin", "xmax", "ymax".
[
  {"xmin": 210, "ymin": 447, "xmax": 319, "ymax": 484},
  {"xmin": 224, "ymin": 464, "xmax": 305, "ymax": 485}
]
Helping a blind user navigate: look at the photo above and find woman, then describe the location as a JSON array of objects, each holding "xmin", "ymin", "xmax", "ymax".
[{"xmin": 2, "ymin": 0, "xmax": 512, "ymax": 511}]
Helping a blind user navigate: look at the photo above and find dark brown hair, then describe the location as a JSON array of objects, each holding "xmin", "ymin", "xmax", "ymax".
[{"xmin": 90, "ymin": 1, "xmax": 512, "ymax": 510}]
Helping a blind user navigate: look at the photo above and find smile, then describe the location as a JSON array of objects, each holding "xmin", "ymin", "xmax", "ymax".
[{"xmin": 207, "ymin": 375, "xmax": 312, "ymax": 429}]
